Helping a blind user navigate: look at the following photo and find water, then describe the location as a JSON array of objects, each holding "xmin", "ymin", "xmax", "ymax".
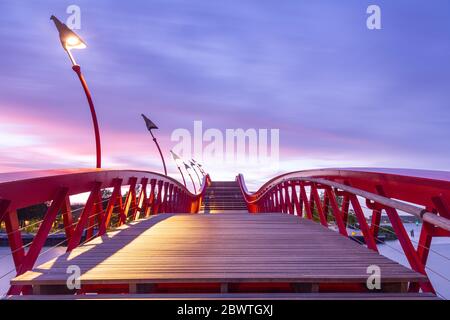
[
  {"xmin": 378, "ymin": 223, "xmax": 450, "ymax": 299},
  {"xmin": 0, "ymin": 246, "xmax": 66, "ymax": 297},
  {"xmin": 0, "ymin": 224, "xmax": 448, "ymax": 298}
]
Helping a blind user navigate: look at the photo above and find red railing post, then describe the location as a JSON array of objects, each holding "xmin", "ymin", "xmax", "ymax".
[
  {"xmin": 260, "ymin": 196, "xmax": 265, "ymax": 212},
  {"xmin": 172, "ymin": 187, "xmax": 179, "ymax": 213},
  {"xmin": 409, "ymin": 221, "xmax": 434, "ymax": 292},
  {"xmin": 384, "ymin": 206, "xmax": 434, "ymax": 293},
  {"xmin": 3, "ymin": 210, "xmax": 25, "ymax": 272},
  {"xmin": 180, "ymin": 191, "xmax": 186, "ymax": 212},
  {"xmin": 369, "ymin": 208, "xmax": 382, "ymax": 238},
  {"xmin": 98, "ymin": 178, "xmax": 122, "ymax": 236},
  {"xmin": 161, "ymin": 182, "xmax": 169, "ymax": 213},
  {"xmin": 325, "ymin": 187, "xmax": 348, "ymax": 237},
  {"xmin": 11, "ymin": 187, "xmax": 68, "ymax": 294},
  {"xmin": 67, "ymin": 181, "xmax": 102, "ymax": 251},
  {"xmin": 310, "ymin": 183, "xmax": 328, "ymax": 227},
  {"xmin": 134, "ymin": 178, "xmax": 148, "ymax": 220},
  {"xmin": 0, "ymin": 199, "xmax": 10, "ymax": 224},
  {"xmin": 178, "ymin": 187, "xmax": 183, "ymax": 213},
  {"xmin": 341, "ymin": 193, "xmax": 350, "ymax": 226},
  {"xmin": 278, "ymin": 185, "xmax": 285, "ymax": 213},
  {"xmin": 348, "ymin": 194, "xmax": 378, "ymax": 252},
  {"xmin": 181, "ymin": 189, "xmax": 187, "ymax": 212},
  {"xmin": 291, "ymin": 182, "xmax": 301, "ymax": 216},
  {"xmin": 365, "ymin": 196, "xmax": 383, "ymax": 238},
  {"xmin": 119, "ymin": 177, "xmax": 137, "ymax": 225},
  {"xmin": 280, "ymin": 183, "xmax": 286, "ymax": 213},
  {"xmin": 284, "ymin": 183, "xmax": 290, "ymax": 213},
  {"xmin": 178, "ymin": 188, "xmax": 184, "ymax": 213},
  {"xmin": 285, "ymin": 182, "xmax": 294, "ymax": 214},
  {"xmin": 153, "ymin": 180, "xmax": 163, "ymax": 214},
  {"xmin": 184, "ymin": 192, "xmax": 191, "ymax": 212},
  {"xmin": 141, "ymin": 178, "xmax": 150, "ymax": 218},
  {"xmin": 263, "ymin": 192, "xmax": 268, "ymax": 212},
  {"xmin": 269, "ymin": 192, "xmax": 275, "ymax": 212},
  {"xmin": 299, "ymin": 182, "xmax": 313, "ymax": 220},
  {"xmin": 167, "ymin": 184, "xmax": 174, "ymax": 213},
  {"xmin": 147, "ymin": 179, "xmax": 156, "ymax": 216},
  {"xmin": 274, "ymin": 187, "xmax": 280, "ymax": 212},
  {"xmin": 86, "ymin": 189, "xmax": 104, "ymax": 240},
  {"xmin": 61, "ymin": 195, "xmax": 74, "ymax": 241}
]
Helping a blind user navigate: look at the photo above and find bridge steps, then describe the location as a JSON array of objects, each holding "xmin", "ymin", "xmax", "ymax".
[
  {"xmin": 11, "ymin": 212, "xmax": 427, "ymax": 298},
  {"xmin": 200, "ymin": 181, "xmax": 248, "ymax": 212}
]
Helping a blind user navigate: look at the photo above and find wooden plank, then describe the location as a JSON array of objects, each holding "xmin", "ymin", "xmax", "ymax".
[{"xmin": 11, "ymin": 213, "xmax": 428, "ymax": 294}]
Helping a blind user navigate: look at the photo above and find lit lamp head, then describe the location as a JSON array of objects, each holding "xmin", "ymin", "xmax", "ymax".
[{"xmin": 50, "ymin": 15, "xmax": 87, "ymax": 65}]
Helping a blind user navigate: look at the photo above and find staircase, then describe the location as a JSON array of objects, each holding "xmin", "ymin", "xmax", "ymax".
[{"xmin": 200, "ymin": 181, "xmax": 248, "ymax": 212}]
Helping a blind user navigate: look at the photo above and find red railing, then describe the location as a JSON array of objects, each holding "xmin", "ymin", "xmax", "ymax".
[
  {"xmin": 237, "ymin": 168, "xmax": 450, "ymax": 295},
  {"xmin": 0, "ymin": 169, "xmax": 211, "ymax": 295}
]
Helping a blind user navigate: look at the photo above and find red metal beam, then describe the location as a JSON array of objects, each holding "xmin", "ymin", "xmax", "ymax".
[
  {"xmin": 9, "ymin": 187, "xmax": 69, "ymax": 295},
  {"xmin": 98, "ymin": 178, "xmax": 123, "ymax": 236},
  {"xmin": 325, "ymin": 187, "xmax": 348, "ymax": 237},
  {"xmin": 348, "ymin": 194, "xmax": 378, "ymax": 252},
  {"xmin": 67, "ymin": 182, "xmax": 102, "ymax": 251},
  {"xmin": 310, "ymin": 183, "xmax": 328, "ymax": 227},
  {"xmin": 299, "ymin": 182, "xmax": 313, "ymax": 220}
]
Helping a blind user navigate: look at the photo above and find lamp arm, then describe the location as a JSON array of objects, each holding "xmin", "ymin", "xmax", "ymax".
[
  {"xmin": 197, "ymin": 165, "xmax": 206, "ymax": 175},
  {"xmin": 177, "ymin": 166, "xmax": 187, "ymax": 188},
  {"xmin": 192, "ymin": 166, "xmax": 202, "ymax": 185},
  {"xmin": 150, "ymin": 131, "xmax": 167, "ymax": 176},
  {"xmin": 72, "ymin": 65, "xmax": 101, "ymax": 169},
  {"xmin": 187, "ymin": 171, "xmax": 197, "ymax": 193}
]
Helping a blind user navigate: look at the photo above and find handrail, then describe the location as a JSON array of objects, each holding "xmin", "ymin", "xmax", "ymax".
[
  {"xmin": 0, "ymin": 168, "xmax": 211, "ymax": 295},
  {"xmin": 237, "ymin": 168, "xmax": 450, "ymax": 295},
  {"xmin": 0, "ymin": 169, "xmax": 208, "ymax": 212},
  {"xmin": 238, "ymin": 174, "xmax": 450, "ymax": 232},
  {"xmin": 238, "ymin": 167, "xmax": 450, "ymax": 212},
  {"xmin": 307, "ymin": 177, "xmax": 450, "ymax": 231}
]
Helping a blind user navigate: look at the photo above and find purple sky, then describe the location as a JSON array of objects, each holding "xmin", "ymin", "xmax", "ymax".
[{"xmin": 1, "ymin": 0, "xmax": 449, "ymax": 189}]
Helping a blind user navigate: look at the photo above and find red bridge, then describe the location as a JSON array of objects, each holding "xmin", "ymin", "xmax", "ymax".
[{"xmin": 1, "ymin": 168, "xmax": 449, "ymax": 299}]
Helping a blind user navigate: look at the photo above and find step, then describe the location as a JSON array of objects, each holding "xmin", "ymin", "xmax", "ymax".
[{"xmin": 5, "ymin": 292, "xmax": 439, "ymax": 300}]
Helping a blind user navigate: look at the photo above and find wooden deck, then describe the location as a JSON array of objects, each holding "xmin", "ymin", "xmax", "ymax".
[{"xmin": 11, "ymin": 212, "xmax": 427, "ymax": 296}]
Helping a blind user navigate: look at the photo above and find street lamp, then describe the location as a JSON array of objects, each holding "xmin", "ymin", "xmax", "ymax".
[
  {"xmin": 50, "ymin": 15, "xmax": 101, "ymax": 168},
  {"xmin": 191, "ymin": 158, "xmax": 206, "ymax": 176},
  {"xmin": 141, "ymin": 114, "xmax": 167, "ymax": 176},
  {"xmin": 189, "ymin": 159, "xmax": 202, "ymax": 185},
  {"xmin": 170, "ymin": 150, "xmax": 187, "ymax": 188},
  {"xmin": 170, "ymin": 151, "xmax": 197, "ymax": 193},
  {"xmin": 183, "ymin": 161, "xmax": 197, "ymax": 193}
]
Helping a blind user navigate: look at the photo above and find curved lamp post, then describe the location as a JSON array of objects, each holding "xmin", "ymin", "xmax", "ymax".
[
  {"xmin": 170, "ymin": 150, "xmax": 186, "ymax": 188},
  {"xmin": 141, "ymin": 114, "xmax": 167, "ymax": 176},
  {"xmin": 50, "ymin": 15, "xmax": 101, "ymax": 168},
  {"xmin": 189, "ymin": 159, "xmax": 202, "ymax": 185},
  {"xmin": 191, "ymin": 158, "xmax": 206, "ymax": 176},
  {"xmin": 183, "ymin": 162, "xmax": 197, "ymax": 193}
]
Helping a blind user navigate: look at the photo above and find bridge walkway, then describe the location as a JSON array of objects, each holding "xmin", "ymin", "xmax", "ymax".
[{"xmin": 11, "ymin": 212, "xmax": 426, "ymax": 296}]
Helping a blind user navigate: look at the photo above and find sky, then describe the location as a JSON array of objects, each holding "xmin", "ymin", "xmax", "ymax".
[{"xmin": 0, "ymin": 0, "xmax": 449, "ymax": 191}]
